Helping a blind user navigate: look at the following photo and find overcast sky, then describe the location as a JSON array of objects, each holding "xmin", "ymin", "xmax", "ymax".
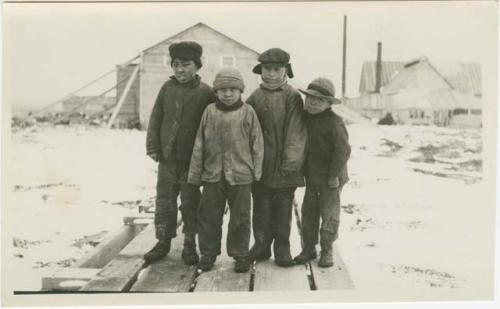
[{"xmin": 3, "ymin": 1, "xmax": 497, "ymax": 110}]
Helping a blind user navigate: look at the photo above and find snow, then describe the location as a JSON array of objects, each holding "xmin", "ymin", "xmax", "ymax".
[{"xmin": 7, "ymin": 123, "xmax": 491, "ymax": 299}]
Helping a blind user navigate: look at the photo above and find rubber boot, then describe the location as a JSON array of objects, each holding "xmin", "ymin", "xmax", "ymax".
[
  {"xmin": 144, "ymin": 239, "xmax": 171, "ymax": 264},
  {"xmin": 182, "ymin": 234, "xmax": 199, "ymax": 266},
  {"xmin": 234, "ymin": 257, "xmax": 251, "ymax": 273},
  {"xmin": 318, "ymin": 246, "xmax": 334, "ymax": 268},
  {"xmin": 199, "ymin": 255, "xmax": 216, "ymax": 271},
  {"xmin": 293, "ymin": 245, "xmax": 317, "ymax": 264},
  {"xmin": 274, "ymin": 242, "xmax": 295, "ymax": 267},
  {"xmin": 249, "ymin": 242, "xmax": 272, "ymax": 261}
]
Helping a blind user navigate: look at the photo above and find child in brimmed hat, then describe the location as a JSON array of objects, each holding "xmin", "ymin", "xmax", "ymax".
[
  {"xmin": 188, "ymin": 67, "xmax": 264, "ymax": 273},
  {"xmin": 247, "ymin": 48, "xmax": 307, "ymax": 267},
  {"xmin": 145, "ymin": 41, "xmax": 216, "ymax": 266},
  {"xmin": 294, "ymin": 77, "xmax": 351, "ymax": 268}
]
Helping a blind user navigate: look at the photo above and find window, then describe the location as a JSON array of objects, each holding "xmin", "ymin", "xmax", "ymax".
[{"xmin": 220, "ymin": 55, "xmax": 236, "ymax": 67}]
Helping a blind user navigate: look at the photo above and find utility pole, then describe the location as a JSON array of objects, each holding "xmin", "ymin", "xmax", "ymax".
[{"xmin": 342, "ymin": 15, "xmax": 347, "ymax": 98}]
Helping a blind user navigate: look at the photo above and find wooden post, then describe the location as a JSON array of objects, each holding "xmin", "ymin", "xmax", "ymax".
[
  {"xmin": 342, "ymin": 15, "xmax": 347, "ymax": 98},
  {"xmin": 106, "ymin": 64, "xmax": 140, "ymax": 129}
]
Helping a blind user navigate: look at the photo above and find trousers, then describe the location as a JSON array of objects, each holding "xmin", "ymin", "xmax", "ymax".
[
  {"xmin": 154, "ymin": 159, "xmax": 201, "ymax": 240},
  {"xmin": 301, "ymin": 185, "xmax": 342, "ymax": 249},
  {"xmin": 252, "ymin": 183, "xmax": 296, "ymax": 258},
  {"xmin": 198, "ymin": 178, "xmax": 251, "ymax": 258}
]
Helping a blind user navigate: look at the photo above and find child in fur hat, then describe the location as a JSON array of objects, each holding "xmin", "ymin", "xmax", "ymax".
[
  {"xmin": 188, "ymin": 67, "xmax": 264, "ymax": 273},
  {"xmin": 246, "ymin": 48, "xmax": 307, "ymax": 267},
  {"xmin": 294, "ymin": 77, "xmax": 351, "ymax": 267},
  {"xmin": 144, "ymin": 41, "xmax": 216, "ymax": 266}
]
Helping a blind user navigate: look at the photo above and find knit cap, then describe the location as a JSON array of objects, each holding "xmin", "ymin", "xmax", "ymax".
[{"xmin": 213, "ymin": 67, "xmax": 245, "ymax": 92}]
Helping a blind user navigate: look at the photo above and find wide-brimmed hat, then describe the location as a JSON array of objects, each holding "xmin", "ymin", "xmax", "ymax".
[
  {"xmin": 213, "ymin": 67, "xmax": 245, "ymax": 92},
  {"xmin": 252, "ymin": 48, "xmax": 294, "ymax": 78},
  {"xmin": 299, "ymin": 77, "xmax": 342, "ymax": 105},
  {"xmin": 169, "ymin": 41, "xmax": 203, "ymax": 68}
]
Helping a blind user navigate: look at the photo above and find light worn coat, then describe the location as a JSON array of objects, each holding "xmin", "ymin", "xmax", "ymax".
[{"xmin": 188, "ymin": 102, "xmax": 264, "ymax": 186}]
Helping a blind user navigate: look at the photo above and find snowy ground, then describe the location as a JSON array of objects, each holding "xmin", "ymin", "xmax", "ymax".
[{"xmin": 5, "ymin": 123, "xmax": 491, "ymax": 299}]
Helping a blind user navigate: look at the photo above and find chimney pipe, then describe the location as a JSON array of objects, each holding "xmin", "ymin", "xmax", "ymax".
[{"xmin": 375, "ymin": 42, "xmax": 382, "ymax": 93}]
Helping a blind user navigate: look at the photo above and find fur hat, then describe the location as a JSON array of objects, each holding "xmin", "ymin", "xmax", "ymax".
[
  {"xmin": 299, "ymin": 77, "xmax": 342, "ymax": 105},
  {"xmin": 169, "ymin": 41, "xmax": 203, "ymax": 68},
  {"xmin": 213, "ymin": 67, "xmax": 245, "ymax": 92},
  {"xmin": 252, "ymin": 48, "xmax": 294, "ymax": 78}
]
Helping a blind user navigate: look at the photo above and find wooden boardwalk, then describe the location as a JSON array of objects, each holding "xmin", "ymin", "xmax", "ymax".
[{"xmin": 74, "ymin": 202, "xmax": 354, "ymax": 292}]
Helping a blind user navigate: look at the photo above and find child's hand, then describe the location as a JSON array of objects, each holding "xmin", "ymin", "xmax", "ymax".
[
  {"xmin": 328, "ymin": 176, "xmax": 339, "ymax": 188},
  {"xmin": 148, "ymin": 152, "xmax": 159, "ymax": 162}
]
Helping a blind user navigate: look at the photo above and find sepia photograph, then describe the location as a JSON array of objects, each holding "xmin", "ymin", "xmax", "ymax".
[{"xmin": 1, "ymin": 0, "xmax": 498, "ymax": 307}]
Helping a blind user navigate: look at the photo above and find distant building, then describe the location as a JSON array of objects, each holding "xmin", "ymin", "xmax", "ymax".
[
  {"xmin": 115, "ymin": 22, "xmax": 260, "ymax": 129},
  {"xmin": 346, "ymin": 57, "xmax": 481, "ymax": 127}
]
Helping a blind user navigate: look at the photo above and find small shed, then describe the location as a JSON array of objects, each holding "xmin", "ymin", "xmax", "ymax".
[{"xmin": 114, "ymin": 22, "xmax": 261, "ymax": 129}]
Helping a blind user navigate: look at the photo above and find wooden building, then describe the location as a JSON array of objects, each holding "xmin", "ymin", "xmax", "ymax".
[
  {"xmin": 115, "ymin": 22, "xmax": 260, "ymax": 129},
  {"xmin": 346, "ymin": 57, "xmax": 482, "ymax": 127}
]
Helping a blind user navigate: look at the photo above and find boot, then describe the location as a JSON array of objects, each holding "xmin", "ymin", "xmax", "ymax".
[
  {"xmin": 234, "ymin": 257, "xmax": 251, "ymax": 273},
  {"xmin": 318, "ymin": 246, "xmax": 334, "ymax": 268},
  {"xmin": 144, "ymin": 239, "xmax": 171, "ymax": 264},
  {"xmin": 293, "ymin": 245, "xmax": 317, "ymax": 264},
  {"xmin": 182, "ymin": 234, "xmax": 199, "ymax": 266},
  {"xmin": 249, "ymin": 243, "xmax": 272, "ymax": 261},
  {"xmin": 199, "ymin": 255, "xmax": 216, "ymax": 271},
  {"xmin": 274, "ymin": 243, "xmax": 295, "ymax": 267}
]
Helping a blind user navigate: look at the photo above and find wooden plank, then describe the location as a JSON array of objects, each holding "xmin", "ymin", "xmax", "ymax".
[
  {"xmin": 130, "ymin": 229, "xmax": 196, "ymax": 292},
  {"xmin": 253, "ymin": 206, "xmax": 310, "ymax": 291},
  {"xmin": 80, "ymin": 224, "xmax": 156, "ymax": 291},
  {"xmin": 293, "ymin": 198, "xmax": 355, "ymax": 290},
  {"xmin": 310, "ymin": 244, "xmax": 355, "ymax": 290},
  {"xmin": 74, "ymin": 224, "xmax": 146, "ymax": 269},
  {"xmin": 194, "ymin": 213, "xmax": 251, "ymax": 292},
  {"xmin": 42, "ymin": 268, "xmax": 100, "ymax": 291}
]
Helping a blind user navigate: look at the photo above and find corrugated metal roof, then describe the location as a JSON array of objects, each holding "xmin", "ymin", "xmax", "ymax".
[
  {"xmin": 359, "ymin": 61, "xmax": 405, "ymax": 94},
  {"xmin": 432, "ymin": 62, "xmax": 481, "ymax": 95},
  {"xmin": 359, "ymin": 59, "xmax": 481, "ymax": 95}
]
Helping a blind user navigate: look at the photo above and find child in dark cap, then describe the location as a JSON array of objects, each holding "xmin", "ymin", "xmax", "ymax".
[
  {"xmin": 294, "ymin": 77, "xmax": 350, "ymax": 268},
  {"xmin": 246, "ymin": 48, "xmax": 307, "ymax": 267},
  {"xmin": 188, "ymin": 68, "xmax": 264, "ymax": 273},
  {"xmin": 145, "ymin": 41, "xmax": 216, "ymax": 265}
]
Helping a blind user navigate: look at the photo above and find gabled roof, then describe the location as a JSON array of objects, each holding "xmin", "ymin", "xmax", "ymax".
[
  {"xmin": 359, "ymin": 61, "xmax": 405, "ymax": 94},
  {"xmin": 142, "ymin": 22, "xmax": 260, "ymax": 56},
  {"xmin": 359, "ymin": 57, "xmax": 481, "ymax": 95}
]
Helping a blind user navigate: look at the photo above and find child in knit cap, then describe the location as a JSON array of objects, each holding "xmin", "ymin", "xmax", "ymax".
[
  {"xmin": 188, "ymin": 67, "xmax": 264, "ymax": 273},
  {"xmin": 294, "ymin": 77, "xmax": 351, "ymax": 268}
]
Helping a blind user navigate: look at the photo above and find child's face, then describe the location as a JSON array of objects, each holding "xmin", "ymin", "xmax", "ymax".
[
  {"xmin": 304, "ymin": 96, "xmax": 330, "ymax": 115},
  {"xmin": 261, "ymin": 64, "xmax": 287, "ymax": 83},
  {"xmin": 171, "ymin": 58, "xmax": 198, "ymax": 83},
  {"xmin": 216, "ymin": 88, "xmax": 242, "ymax": 106}
]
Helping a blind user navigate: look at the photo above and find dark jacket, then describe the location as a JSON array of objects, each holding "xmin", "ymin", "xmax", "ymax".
[
  {"xmin": 304, "ymin": 109, "xmax": 350, "ymax": 188},
  {"xmin": 146, "ymin": 75, "xmax": 216, "ymax": 169},
  {"xmin": 247, "ymin": 83, "xmax": 307, "ymax": 188},
  {"xmin": 188, "ymin": 101, "xmax": 264, "ymax": 186}
]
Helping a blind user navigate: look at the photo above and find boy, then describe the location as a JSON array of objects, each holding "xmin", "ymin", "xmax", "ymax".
[
  {"xmin": 145, "ymin": 41, "xmax": 216, "ymax": 265},
  {"xmin": 188, "ymin": 68, "xmax": 264, "ymax": 272},
  {"xmin": 294, "ymin": 77, "xmax": 351, "ymax": 267},
  {"xmin": 246, "ymin": 48, "xmax": 307, "ymax": 267}
]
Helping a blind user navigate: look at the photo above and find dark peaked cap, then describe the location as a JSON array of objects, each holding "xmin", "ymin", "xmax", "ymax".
[
  {"xmin": 252, "ymin": 48, "xmax": 294, "ymax": 78},
  {"xmin": 169, "ymin": 41, "xmax": 203, "ymax": 67}
]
